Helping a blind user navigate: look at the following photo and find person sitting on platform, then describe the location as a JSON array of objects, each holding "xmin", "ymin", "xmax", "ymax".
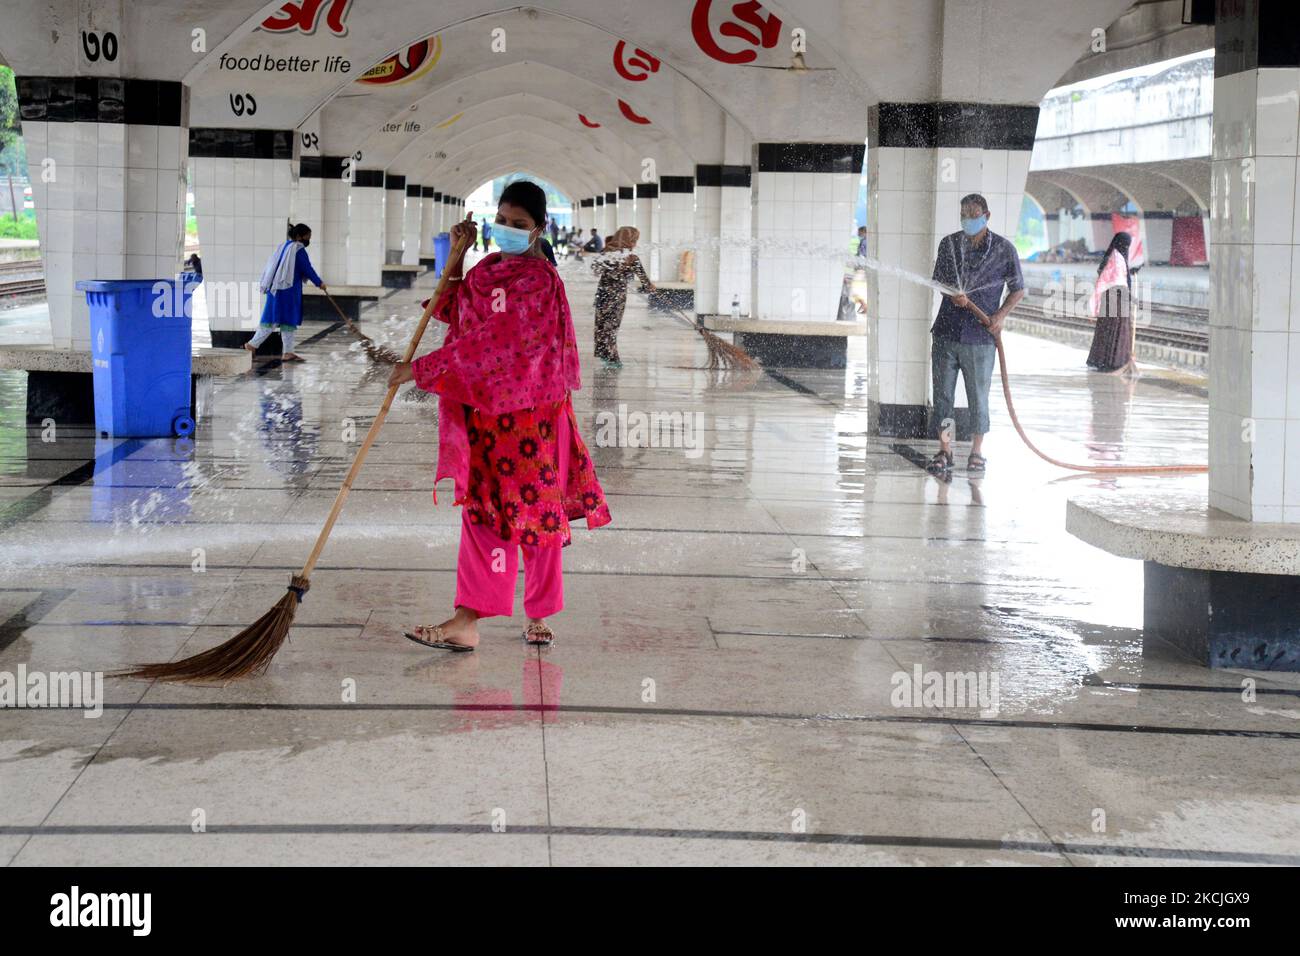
[{"xmin": 247, "ymin": 222, "xmax": 326, "ymax": 363}]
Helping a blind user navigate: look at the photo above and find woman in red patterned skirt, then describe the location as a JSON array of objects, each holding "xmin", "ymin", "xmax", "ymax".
[{"xmin": 388, "ymin": 181, "xmax": 611, "ymax": 651}]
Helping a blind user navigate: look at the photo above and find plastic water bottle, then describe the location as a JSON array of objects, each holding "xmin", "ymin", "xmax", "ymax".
[{"xmin": 731, "ymin": 294, "xmax": 741, "ymax": 319}]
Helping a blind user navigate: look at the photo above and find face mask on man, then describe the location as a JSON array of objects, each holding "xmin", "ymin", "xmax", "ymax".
[
  {"xmin": 494, "ymin": 223, "xmax": 536, "ymax": 255},
  {"xmin": 961, "ymin": 215, "xmax": 988, "ymax": 237}
]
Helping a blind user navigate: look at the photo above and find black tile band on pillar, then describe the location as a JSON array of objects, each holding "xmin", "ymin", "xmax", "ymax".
[
  {"xmin": 352, "ymin": 169, "xmax": 384, "ymax": 188},
  {"xmin": 660, "ymin": 175, "xmax": 695, "ymax": 193},
  {"xmin": 580, "ymin": 198, "xmax": 595, "ymax": 207},
  {"xmin": 16, "ymin": 76, "xmax": 184, "ymax": 125},
  {"xmin": 188, "ymin": 128, "xmax": 295, "ymax": 159},
  {"xmin": 422, "ymin": 186, "xmax": 434, "ymax": 197},
  {"xmin": 754, "ymin": 142, "xmax": 866, "ymax": 173},
  {"xmin": 635, "ymin": 183, "xmax": 658, "ymax": 198},
  {"xmin": 618, "ymin": 186, "xmax": 634, "ymax": 199},
  {"xmin": 867, "ymin": 102, "xmax": 1039, "ymax": 150},
  {"xmin": 385, "ymin": 173, "xmax": 406, "ymax": 190},
  {"xmin": 695, "ymin": 164, "xmax": 752, "ymax": 187},
  {"xmin": 406, "ymin": 184, "xmax": 422, "ymax": 197},
  {"xmin": 605, "ymin": 191, "xmax": 617, "ymax": 203}
]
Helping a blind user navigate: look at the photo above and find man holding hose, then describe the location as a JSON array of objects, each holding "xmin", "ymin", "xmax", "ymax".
[{"xmin": 926, "ymin": 193, "xmax": 1025, "ymax": 477}]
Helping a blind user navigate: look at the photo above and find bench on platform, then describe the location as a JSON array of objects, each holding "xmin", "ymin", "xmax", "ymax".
[
  {"xmin": 300, "ymin": 283, "xmax": 384, "ymax": 323},
  {"xmin": 381, "ymin": 263, "xmax": 425, "ymax": 289},
  {"xmin": 648, "ymin": 249, "xmax": 695, "ymax": 313},
  {"xmin": 0, "ymin": 345, "xmax": 250, "ymax": 425},
  {"xmin": 1067, "ymin": 489, "xmax": 1300, "ymax": 671},
  {"xmin": 700, "ymin": 316, "xmax": 867, "ymax": 369}
]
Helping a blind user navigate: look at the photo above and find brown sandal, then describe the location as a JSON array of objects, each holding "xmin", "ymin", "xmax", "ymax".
[
  {"xmin": 523, "ymin": 622, "xmax": 554, "ymax": 646},
  {"xmin": 404, "ymin": 624, "xmax": 475, "ymax": 652}
]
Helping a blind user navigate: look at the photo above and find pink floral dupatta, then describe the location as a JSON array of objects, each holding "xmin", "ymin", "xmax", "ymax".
[{"xmin": 411, "ymin": 253, "xmax": 582, "ymax": 500}]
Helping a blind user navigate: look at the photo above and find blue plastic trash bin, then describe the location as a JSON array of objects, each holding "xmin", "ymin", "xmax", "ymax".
[
  {"xmin": 76, "ymin": 275, "xmax": 200, "ymax": 438},
  {"xmin": 433, "ymin": 232, "xmax": 451, "ymax": 279}
]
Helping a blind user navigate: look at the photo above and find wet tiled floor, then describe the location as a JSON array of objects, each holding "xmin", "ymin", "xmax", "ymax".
[{"xmin": 1, "ymin": 255, "xmax": 1297, "ymax": 866}]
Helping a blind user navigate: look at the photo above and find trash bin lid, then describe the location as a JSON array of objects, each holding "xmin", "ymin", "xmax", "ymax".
[{"xmin": 76, "ymin": 274, "xmax": 201, "ymax": 292}]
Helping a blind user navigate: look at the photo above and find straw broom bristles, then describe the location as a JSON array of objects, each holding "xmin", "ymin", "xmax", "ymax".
[{"xmin": 118, "ymin": 230, "xmax": 472, "ymax": 683}]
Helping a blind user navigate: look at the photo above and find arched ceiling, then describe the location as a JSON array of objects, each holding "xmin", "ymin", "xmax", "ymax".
[{"xmin": 0, "ymin": 0, "xmax": 1139, "ymax": 188}]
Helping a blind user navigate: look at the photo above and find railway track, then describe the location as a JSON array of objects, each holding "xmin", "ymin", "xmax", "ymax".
[
  {"xmin": 1012, "ymin": 295, "xmax": 1208, "ymax": 352},
  {"xmin": 0, "ymin": 258, "xmax": 46, "ymax": 299}
]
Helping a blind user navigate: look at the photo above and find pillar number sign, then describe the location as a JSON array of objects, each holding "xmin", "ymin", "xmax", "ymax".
[{"xmin": 691, "ymin": 0, "xmax": 783, "ymax": 64}]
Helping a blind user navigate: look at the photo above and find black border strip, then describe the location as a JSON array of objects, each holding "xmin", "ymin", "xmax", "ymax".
[
  {"xmin": 868, "ymin": 102, "xmax": 1039, "ymax": 151},
  {"xmin": 189, "ymin": 128, "xmax": 294, "ymax": 160},
  {"xmin": 696, "ymin": 164, "xmax": 751, "ymax": 188},
  {"xmin": 0, "ymin": 823, "xmax": 1291, "ymax": 863}
]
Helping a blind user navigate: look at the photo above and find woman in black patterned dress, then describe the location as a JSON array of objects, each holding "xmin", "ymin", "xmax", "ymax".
[{"xmin": 591, "ymin": 226, "xmax": 654, "ymax": 367}]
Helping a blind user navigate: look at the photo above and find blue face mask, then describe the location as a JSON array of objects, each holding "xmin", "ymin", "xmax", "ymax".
[
  {"xmin": 494, "ymin": 223, "xmax": 535, "ymax": 255},
  {"xmin": 961, "ymin": 215, "xmax": 988, "ymax": 237}
]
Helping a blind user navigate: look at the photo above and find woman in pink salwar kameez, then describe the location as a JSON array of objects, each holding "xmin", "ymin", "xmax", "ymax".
[{"xmin": 388, "ymin": 180, "xmax": 611, "ymax": 651}]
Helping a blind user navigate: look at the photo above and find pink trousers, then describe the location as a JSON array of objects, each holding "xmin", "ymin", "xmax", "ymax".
[
  {"xmin": 453, "ymin": 513, "xmax": 564, "ymax": 619},
  {"xmin": 453, "ymin": 408, "xmax": 570, "ymax": 620}
]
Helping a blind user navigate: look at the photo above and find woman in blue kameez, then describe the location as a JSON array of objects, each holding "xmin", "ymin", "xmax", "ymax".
[{"xmin": 247, "ymin": 222, "xmax": 326, "ymax": 363}]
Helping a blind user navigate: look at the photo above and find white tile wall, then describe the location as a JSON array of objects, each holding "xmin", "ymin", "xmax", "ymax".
[
  {"xmin": 694, "ymin": 186, "xmax": 721, "ymax": 316},
  {"xmin": 419, "ymin": 195, "xmax": 436, "ymax": 254},
  {"xmin": 634, "ymin": 194, "xmax": 657, "ymax": 280},
  {"xmin": 1210, "ymin": 67, "xmax": 1300, "ymax": 522},
  {"xmin": 26, "ymin": 120, "xmax": 187, "ymax": 347},
  {"xmin": 193, "ymin": 156, "xmax": 294, "ymax": 331},
  {"xmin": 718, "ymin": 184, "xmax": 752, "ymax": 316},
  {"xmin": 656, "ymin": 190, "xmax": 695, "ymax": 284},
  {"xmin": 400, "ymin": 191, "xmax": 422, "ymax": 265},
  {"xmin": 617, "ymin": 196, "xmax": 634, "ymax": 229},
  {"xmin": 384, "ymin": 189, "xmax": 406, "ymax": 260},
  {"xmin": 346, "ymin": 183, "xmax": 385, "ymax": 286},
  {"xmin": 751, "ymin": 169, "xmax": 856, "ymax": 323}
]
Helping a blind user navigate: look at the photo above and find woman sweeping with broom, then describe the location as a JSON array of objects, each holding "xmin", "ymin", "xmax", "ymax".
[
  {"xmin": 592, "ymin": 226, "xmax": 654, "ymax": 368},
  {"xmin": 387, "ymin": 180, "xmax": 612, "ymax": 650}
]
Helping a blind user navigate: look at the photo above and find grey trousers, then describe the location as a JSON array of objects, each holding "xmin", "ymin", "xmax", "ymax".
[{"xmin": 930, "ymin": 336, "xmax": 996, "ymax": 438}]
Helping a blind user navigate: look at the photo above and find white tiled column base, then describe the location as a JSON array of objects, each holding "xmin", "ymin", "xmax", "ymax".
[
  {"xmin": 1208, "ymin": 66, "xmax": 1300, "ymax": 522},
  {"xmin": 321, "ymin": 176, "xmax": 349, "ymax": 286},
  {"xmin": 384, "ymin": 185, "xmax": 405, "ymax": 264},
  {"xmin": 752, "ymin": 169, "xmax": 856, "ymax": 323},
  {"xmin": 694, "ymin": 186, "xmax": 720, "ymax": 317},
  {"xmin": 656, "ymin": 187, "xmax": 695, "ymax": 285},
  {"xmin": 867, "ymin": 144, "xmax": 1031, "ymax": 415},
  {"xmin": 192, "ymin": 155, "xmax": 293, "ymax": 333},
  {"xmin": 718, "ymin": 184, "xmax": 751, "ymax": 316},
  {"xmin": 293, "ymin": 175, "xmax": 323, "ymax": 239},
  {"xmin": 401, "ymin": 188, "xmax": 422, "ymax": 265},
  {"xmin": 24, "ymin": 120, "xmax": 186, "ymax": 348},
  {"xmin": 347, "ymin": 179, "xmax": 386, "ymax": 286},
  {"xmin": 617, "ymin": 194, "xmax": 634, "ymax": 229},
  {"xmin": 419, "ymin": 192, "xmax": 436, "ymax": 255},
  {"xmin": 634, "ymin": 190, "xmax": 656, "ymax": 280}
]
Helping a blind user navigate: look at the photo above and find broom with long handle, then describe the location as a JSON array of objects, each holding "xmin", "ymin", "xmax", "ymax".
[{"xmin": 120, "ymin": 227, "xmax": 474, "ymax": 682}]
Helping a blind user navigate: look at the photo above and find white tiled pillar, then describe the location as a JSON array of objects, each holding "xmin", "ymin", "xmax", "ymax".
[
  {"xmin": 292, "ymin": 116, "xmax": 322, "ymax": 231},
  {"xmin": 1207, "ymin": 15, "xmax": 1300, "ymax": 522},
  {"xmin": 866, "ymin": 103, "xmax": 1036, "ymax": 436},
  {"xmin": 751, "ymin": 144, "xmax": 861, "ymax": 323},
  {"xmin": 656, "ymin": 176, "xmax": 695, "ymax": 285},
  {"xmin": 693, "ymin": 173, "xmax": 721, "ymax": 317},
  {"xmin": 617, "ymin": 187, "xmax": 634, "ymax": 229},
  {"xmin": 419, "ymin": 187, "xmax": 436, "ymax": 258},
  {"xmin": 578, "ymin": 199, "xmax": 593, "ymax": 231},
  {"xmin": 293, "ymin": 157, "xmax": 323, "ymax": 237},
  {"xmin": 717, "ymin": 172, "xmax": 752, "ymax": 317},
  {"xmin": 602, "ymin": 192, "xmax": 617, "ymax": 236},
  {"xmin": 635, "ymin": 183, "xmax": 658, "ymax": 280},
  {"xmin": 433, "ymin": 193, "xmax": 447, "ymax": 237},
  {"xmin": 347, "ymin": 170, "xmax": 386, "ymax": 286},
  {"xmin": 320, "ymin": 158, "xmax": 349, "ymax": 287},
  {"xmin": 1144, "ymin": 212, "xmax": 1174, "ymax": 263},
  {"xmin": 593, "ymin": 196, "xmax": 606, "ymax": 237},
  {"xmin": 401, "ymin": 183, "xmax": 423, "ymax": 265},
  {"xmin": 190, "ymin": 128, "xmax": 295, "ymax": 338},
  {"xmin": 18, "ymin": 77, "xmax": 188, "ymax": 349},
  {"xmin": 384, "ymin": 174, "xmax": 406, "ymax": 264}
]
